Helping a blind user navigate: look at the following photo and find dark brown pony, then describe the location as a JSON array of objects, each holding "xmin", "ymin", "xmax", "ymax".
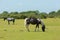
[{"xmin": 4, "ymin": 17, "xmax": 15, "ymax": 25}]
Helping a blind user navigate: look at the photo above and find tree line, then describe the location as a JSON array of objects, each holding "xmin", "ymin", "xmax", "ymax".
[{"xmin": 0, "ymin": 10, "xmax": 60, "ymax": 19}]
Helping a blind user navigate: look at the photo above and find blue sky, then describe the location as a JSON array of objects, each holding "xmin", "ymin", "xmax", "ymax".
[{"xmin": 0, "ymin": 0, "xmax": 60, "ymax": 13}]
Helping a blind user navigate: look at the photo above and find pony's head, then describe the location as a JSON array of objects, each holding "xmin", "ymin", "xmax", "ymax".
[{"xmin": 4, "ymin": 17, "xmax": 7, "ymax": 21}]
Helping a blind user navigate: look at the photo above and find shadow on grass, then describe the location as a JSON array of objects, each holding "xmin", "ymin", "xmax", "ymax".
[
  {"xmin": 20, "ymin": 30, "xmax": 25, "ymax": 32},
  {"xmin": 4, "ymin": 29, "xmax": 7, "ymax": 31},
  {"xmin": 0, "ymin": 37, "xmax": 4, "ymax": 38}
]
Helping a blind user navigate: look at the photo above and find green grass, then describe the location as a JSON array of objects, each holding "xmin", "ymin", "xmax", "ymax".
[{"xmin": 0, "ymin": 18, "xmax": 60, "ymax": 40}]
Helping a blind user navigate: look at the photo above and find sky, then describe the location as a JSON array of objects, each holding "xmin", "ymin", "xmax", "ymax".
[{"xmin": 0, "ymin": 0, "xmax": 60, "ymax": 13}]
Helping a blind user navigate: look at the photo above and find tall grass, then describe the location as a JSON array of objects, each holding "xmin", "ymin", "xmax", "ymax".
[{"xmin": 0, "ymin": 18, "xmax": 60, "ymax": 40}]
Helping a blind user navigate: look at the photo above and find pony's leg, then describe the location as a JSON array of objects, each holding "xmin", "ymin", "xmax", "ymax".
[
  {"xmin": 4, "ymin": 19, "xmax": 5, "ymax": 21},
  {"xmin": 35, "ymin": 24, "xmax": 38, "ymax": 32},
  {"xmin": 13, "ymin": 20, "xmax": 15, "ymax": 25},
  {"xmin": 42, "ymin": 25, "xmax": 45, "ymax": 32},
  {"xmin": 37, "ymin": 24, "xmax": 39, "ymax": 31},
  {"xmin": 8, "ymin": 21, "xmax": 10, "ymax": 25},
  {"xmin": 26, "ymin": 24, "xmax": 30, "ymax": 32}
]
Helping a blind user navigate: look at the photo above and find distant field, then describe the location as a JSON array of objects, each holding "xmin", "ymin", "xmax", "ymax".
[{"xmin": 0, "ymin": 18, "xmax": 60, "ymax": 40}]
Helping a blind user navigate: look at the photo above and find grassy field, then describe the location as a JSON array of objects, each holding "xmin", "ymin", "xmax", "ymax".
[{"xmin": 0, "ymin": 18, "xmax": 60, "ymax": 40}]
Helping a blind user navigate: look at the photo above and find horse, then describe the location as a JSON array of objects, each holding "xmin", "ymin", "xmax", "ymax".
[
  {"xmin": 4, "ymin": 17, "xmax": 15, "ymax": 25},
  {"xmin": 24, "ymin": 17, "xmax": 45, "ymax": 32}
]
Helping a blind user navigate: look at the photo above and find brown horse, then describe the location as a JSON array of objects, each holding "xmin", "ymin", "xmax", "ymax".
[{"xmin": 4, "ymin": 17, "xmax": 15, "ymax": 25}]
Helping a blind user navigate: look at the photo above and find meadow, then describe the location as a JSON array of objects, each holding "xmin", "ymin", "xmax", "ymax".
[{"xmin": 0, "ymin": 18, "xmax": 60, "ymax": 40}]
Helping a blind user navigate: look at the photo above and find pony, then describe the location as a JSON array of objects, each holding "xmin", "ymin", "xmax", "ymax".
[
  {"xmin": 4, "ymin": 17, "xmax": 15, "ymax": 25},
  {"xmin": 24, "ymin": 17, "xmax": 45, "ymax": 32}
]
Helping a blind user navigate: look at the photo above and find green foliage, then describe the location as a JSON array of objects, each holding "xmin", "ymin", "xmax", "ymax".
[
  {"xmin": 20, "ymin": 15, "xmax": 27, "ymax": 19},
  {"xmin": 48, "ymin": 11, "xmax": 56, "ymax": 18},
  {"xmin": 48, "ymin": 10, "xmax": 60, "ymax": 18},
  {"xmin": 0, "ymin": 10, "xmax": 60, "ymax": 19},
  {"xmin": 39, "ymin": 12, "xmax": 48, "ymax": 19}
]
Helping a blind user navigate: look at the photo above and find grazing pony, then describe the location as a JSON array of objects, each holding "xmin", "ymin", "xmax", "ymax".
[
  {"xmin": 24, "ymin": 17, "xmax": 45, "ymax": 32},
  {"xmin": 4, "ymin": 17, "xmax": 15, "ymax": 25}
]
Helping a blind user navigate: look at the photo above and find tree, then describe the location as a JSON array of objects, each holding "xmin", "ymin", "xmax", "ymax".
[
  {"xmin": 1, "ymin": 11, "xmax": 9, "ymax": 18},
  {"xmin": 49, "ymin": 11, "xmax": 56, "ymax": 18},
  {"xmin": 39, "ymin": 12, "xmax": 48, "ymax": 19}
]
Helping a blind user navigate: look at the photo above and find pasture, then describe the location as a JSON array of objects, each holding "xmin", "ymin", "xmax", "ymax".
[{"xmin": 0, "ymin": 18, "xmax": 60, "ymax": 40}]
